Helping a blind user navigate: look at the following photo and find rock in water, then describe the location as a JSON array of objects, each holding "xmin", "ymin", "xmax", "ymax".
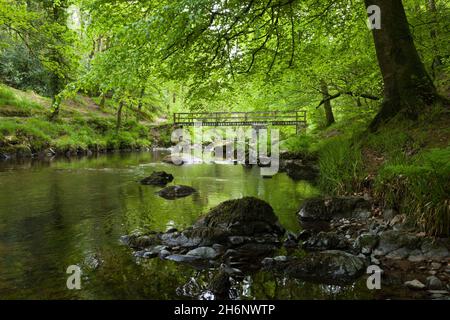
[
  {"xmin": 302, "ymin": 231, "xmax": 352, "ymax": 251},
  {"xmin": 186, "ymin": 247, "xmax": 218, "ymax": 259},
  {"xmin": 263, "ymin": 250, "xmax": 366, "ymax": 285},
  {"xmin": 193, "ymin": 197, "xmax": 285, "ymax": 237},
  {"xmin": 208, "ymin": 270, "xmax": 231, "ymax": 299},
  {"xmin": 122, "ymin": 197, "xmax": 285, "ymax": 269},
  {"xmin": 162, "ymin": 154, "xmax": 184, "ymax": 165},
  {"xmin": 426, "ymin": 276, "xmax": 443, "ymax": 290},
  {"xmin": 374, "ymin": 230, "xmax": 421, "ymax": 256},
  {"xmin": 158, "ymin": 185, "xmax": 196, "ymax": 199},
  {"xmin": 162, "ymin": 197, "xmax": 284, "ymax": 248},
  {"xmin": 140, "ymin": 171, "xmax": 174, "ymax": 186},
  {"xmin": 404, "ymin": 279, "xmax": 426, "ymax": 290},
  {"xmin": 298, "ymin": 197, "xmax": 371, "ymax": 223},
  {"xmin": 281, "ymin": 160, "xmax": 319, "ymax": 181}
]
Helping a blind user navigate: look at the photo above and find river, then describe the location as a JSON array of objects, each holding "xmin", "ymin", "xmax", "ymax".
[{"xmin": 0, "ymin": 151, "xmax": 374, "ymax": 299}]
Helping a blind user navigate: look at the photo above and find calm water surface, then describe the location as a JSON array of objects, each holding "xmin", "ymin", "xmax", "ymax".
[{"xmin": 0, "ymin": 151, "xmax": 375, "ymax": 299}]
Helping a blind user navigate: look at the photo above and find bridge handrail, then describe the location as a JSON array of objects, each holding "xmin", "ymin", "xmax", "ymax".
[{"xmin": 173, "ymin": 110, "xmax": 306, "ymax": 124}]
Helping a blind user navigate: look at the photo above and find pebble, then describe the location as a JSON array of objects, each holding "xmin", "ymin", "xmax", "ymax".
[
  {"xmin": 431, "ymin": 262, "xmax": 442, "ymax": 270},
  {"xmin": 386, "ymin": 247, "xmax": 410, "ymax": 260},
  {"xmin": 405, "ymin": 279, "xmax": 426, "ymax": 290},
  {"xmin": 408, "ymin": 254, "xmax": 425, "ymax": 262},
  {"xmin": 274, "ymin": 256, "xmax": 288, "ymax": 262},
  {"xmin": 382, "ymin": 209, "xmax": 396, "ymax": 221},
  {"xmin": 426, "ymin": 276, "xmax": 443, "ymax": 290},
  {"xmin": 159, "ymin": 249, "xmax": 171, "ymax": 259},
  {"xmin": 371, "ymin": 256, "xmax": 380, "ymax": 265}
]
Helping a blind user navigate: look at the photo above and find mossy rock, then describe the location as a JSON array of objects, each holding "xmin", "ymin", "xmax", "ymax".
[
  {"xmin": 264, "ymin": 250, "xmax": 366, "ymax": 285},
  {"xmin": 197, "ymin": 197, "xmax": 284, "ymax": 236},
  {"xmin": 140, "ymin": 171, "xmax": 174, "ymax": 186},
  {"xmin": 298, "ymin": 196, "xmax": 371, "ymax": 222},
  {"xmin": 158, "ymin": 185, "xmax": 196, "ymax": 199}
]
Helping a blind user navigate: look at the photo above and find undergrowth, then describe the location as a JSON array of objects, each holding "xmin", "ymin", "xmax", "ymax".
[{"xmin": 284, "ymin": 110, "xmax": 450, "ymax": 236}]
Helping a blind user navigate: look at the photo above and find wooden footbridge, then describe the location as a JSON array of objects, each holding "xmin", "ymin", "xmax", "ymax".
[{"xmin": 173, "ymin": 110, "xmax": 306, "ymax": 133}]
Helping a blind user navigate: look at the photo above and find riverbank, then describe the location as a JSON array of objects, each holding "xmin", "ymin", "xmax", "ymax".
[
  {"xmin": 0, "ymin": 84, "xmax": 158, "ymax": 159},
  {"xmin": 283, "ymin": 106, "xmax": 450, "ymax": 237}
]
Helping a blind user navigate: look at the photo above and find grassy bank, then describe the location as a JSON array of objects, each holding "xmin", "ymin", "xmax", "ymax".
[
  {"xmin": 284, "ymin": 107, "xmax": 450, "ymax": 236},
  {"xmin": 0, "ymin": 84, "xmax": 154, "ymax": 157}
]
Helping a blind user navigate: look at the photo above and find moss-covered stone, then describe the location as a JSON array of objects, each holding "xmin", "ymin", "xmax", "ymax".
[
  {"xmin": 197, "ymin": 197, "xmax": 284, "ymax": 236},
  {"xmin": 140, "ymin": 171, "xmax": 174, "ymax": 186},
  {"xmin": 298, "ymin": 196, "xmax": 371, "ymax": 222}
]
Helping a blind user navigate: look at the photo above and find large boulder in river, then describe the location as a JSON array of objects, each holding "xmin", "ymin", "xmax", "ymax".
[
  {"xmin": 298, "ymin": 197, "xmax": 371, "ymax": 223},
  {"xmin": 161, "ymin": 197, "xmax": 285, "ymax": 248},
  {"xmin": 140, "ymin": 171, "xmax": 174, "ymax": 186},
  {"xmin": 193, "ymin": 197, "xmax": 285, "ymax": 237},
  {"xmin": 263, "ymin": 250, "xmax": 366, "ymax": 284},
  {"xmin": 158, "ymin": 185, "xmax": 196, "ymax": 199},
  {"xmin": 122, "ymin": 197, "xmax": 285, "ymax": 269}
]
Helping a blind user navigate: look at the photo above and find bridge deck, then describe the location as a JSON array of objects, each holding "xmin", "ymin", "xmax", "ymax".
[{"xmin": 173, "ymin": 111, "xmax": 306, "ymax": 131}]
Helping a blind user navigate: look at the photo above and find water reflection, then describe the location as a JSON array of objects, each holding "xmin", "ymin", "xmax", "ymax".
[{"xmin": 0, "ymin": 152, "xmax": 374, "ymax": 299}]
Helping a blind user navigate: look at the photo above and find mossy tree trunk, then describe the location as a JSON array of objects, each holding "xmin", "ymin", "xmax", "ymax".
[
  {"xmin": 365, "ymin": 0, "xmax": 439, "ymax": 130},
  {"xmin": 116, "ymin": 101, "xmax": 124, "ymax": 133},
  {"xmin": 320, "ymin": 80, "xmax": 335, "ymax": 127},
  {"xmin": 48, "ymin": 1, "xmax": 68, "ymax": 121},
  {"xmin": 427, "ymin": 0, "xmax": 444, "ymax": 79},
  {"xmin": 99, "ymin": 92, "xmax": 106, "ymax": 110},
  {"xmin": 136, "ymin": 87, "xmax": 145, "ymax": 122}
]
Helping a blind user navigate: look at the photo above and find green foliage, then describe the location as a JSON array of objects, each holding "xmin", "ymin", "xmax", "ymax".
[
  {"xmin": 0, "ymin": 0, "xmax": 81, "ymax": 100},
  {"xmin": 317, "ymin": 136, "xmax": 365, "ymax": 195},
  {"xmin": 375, "ymin": 148, "xmax": 450, "ymax": 236},
  {"xmin": 281, "ymin": 134, "xmax": 316, "ymax": 155},
  {"xmin": 0, "ymin": 43, "xmax": 52, "ymax": 95}
]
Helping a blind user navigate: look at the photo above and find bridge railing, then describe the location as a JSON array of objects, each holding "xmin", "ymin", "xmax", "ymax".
[{"xmin": 173, "ymin": 110, "xmax": 306, "ymax": 126}]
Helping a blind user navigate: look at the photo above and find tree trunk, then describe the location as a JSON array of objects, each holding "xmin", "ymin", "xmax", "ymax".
[
  {"xmin": 49, "ymin": 96, "xmax": 61, "ymax": 121},
  {"xmin": 427, "ymin": 0, "xmax": 443, "ymax": 78},
  {"xmin": 99, "ymin": 93, "xmax": 106, "ymax": 109},
  {"xmin": 365, "ymin": 0, "xmax": 438, "ymax": 130},
  {"xmin": 136, "ymin": 87, "xmax": 145, "ymax": 122},
  {"xmin": 116, "ymin": 101, "xmax": 124, "ymax": 133},
  {"xmin": 48, "ymin": 2, "xmax": 66, "ymax": 121},
  {"xmin": 320, "ymin": 80, "xmax": 335, "ymax": 127}
]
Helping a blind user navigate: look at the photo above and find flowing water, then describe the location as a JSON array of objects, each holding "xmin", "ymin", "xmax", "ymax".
[{"xmin": 0, "ymin": 151, "xmax": 376, "ymax": 299}]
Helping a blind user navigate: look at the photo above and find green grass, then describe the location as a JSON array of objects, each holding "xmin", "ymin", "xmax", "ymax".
[
  {"xmin": 375, "ymin": 148, "xmax": 450, "ymax": 236},
  {"xmin": 283, "ymin": 108, "xmax": 450, "ymax": 236},
  {"xmin": 317, "ymin": 136, "xmax": 366, "ymax": 195},
  {"xmin": 0, "ymin": 84, "xmax": 44, "ymax": 116},
  {"xmin": 0, "ymin": 85, "xmax": 152, "ymax": 155}
]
